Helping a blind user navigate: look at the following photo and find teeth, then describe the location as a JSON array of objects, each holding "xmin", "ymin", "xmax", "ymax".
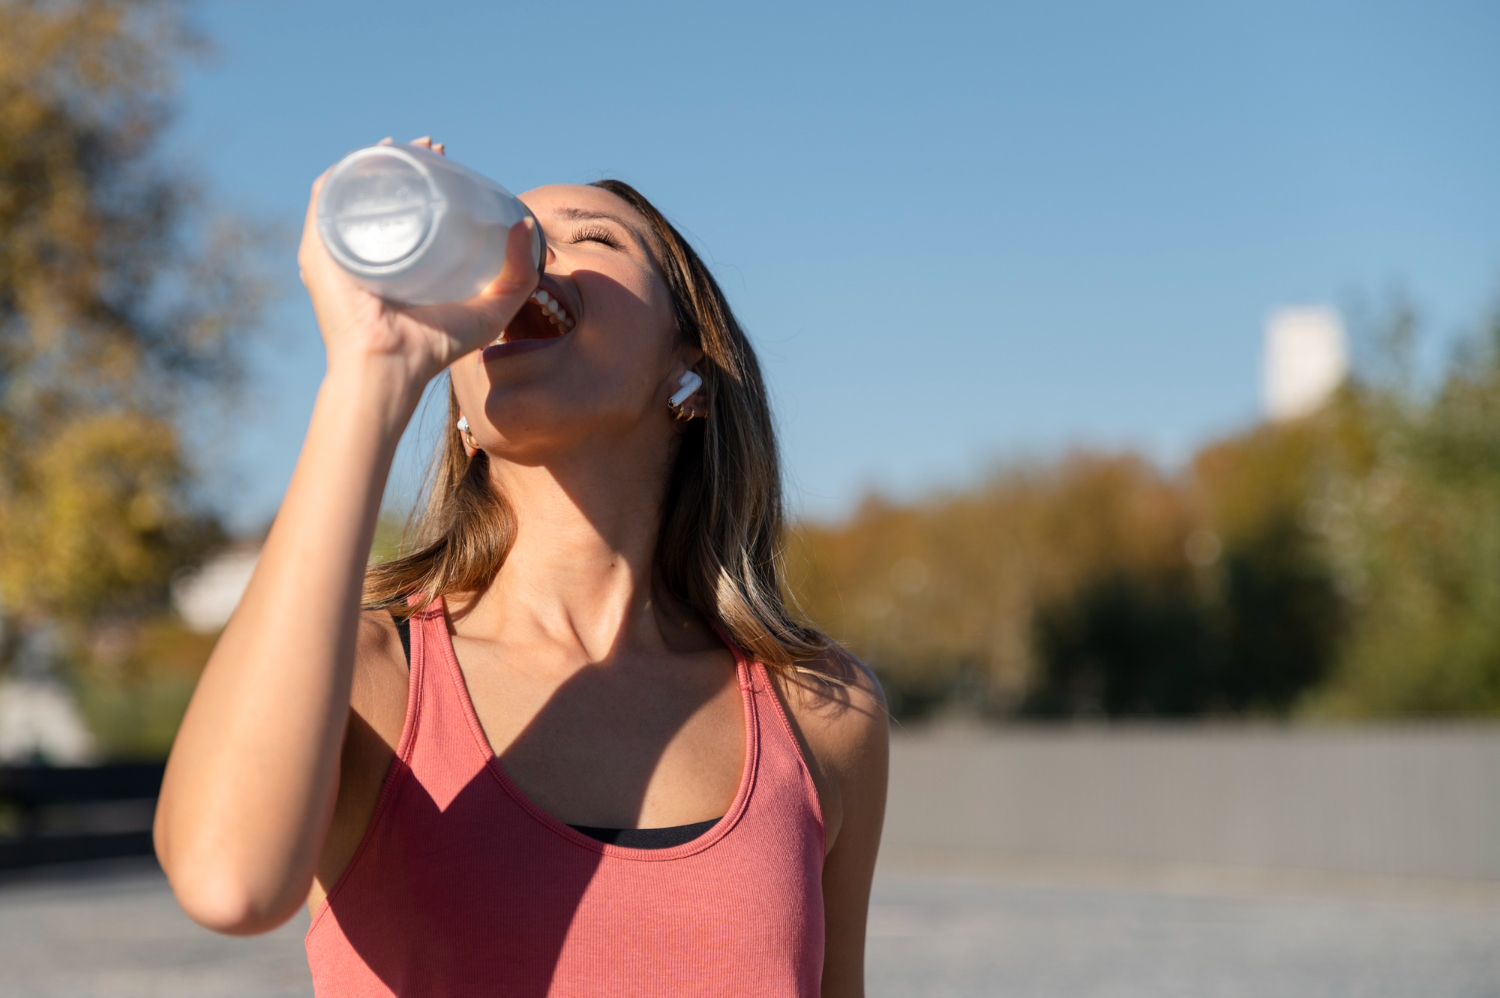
[{"xmin": 529, "ymin": 289, "xmax": 575, "ymax": 329}]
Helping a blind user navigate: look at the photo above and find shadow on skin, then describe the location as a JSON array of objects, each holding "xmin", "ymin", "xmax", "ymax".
[
  {"xmin": 323, "ymin": 609, "xmax": 875, "ymax": 995},
  {"xmin": 325, "ymin": 613, "xmax": 738, "ymax": 995}
]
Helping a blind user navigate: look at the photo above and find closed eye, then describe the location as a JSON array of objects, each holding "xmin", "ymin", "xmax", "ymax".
[{"xmin": 570, "ymin": 225, "xmax": 621, "ymax": 248}]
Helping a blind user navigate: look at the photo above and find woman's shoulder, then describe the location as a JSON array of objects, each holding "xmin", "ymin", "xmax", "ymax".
[
  {"xmin": 764, "ymin": 645, "xmax": 889, "ymax": 843},
  {"xmin": 773, "ymin": 646, "xmax": 887, "ymax": 739},
  {"xmin": 351, "ymin": 609, "xmax": 410, "ymax": 741},
  {"xmin": 778, "ymin": 646, "xmax": 888, "ymax": 762}
]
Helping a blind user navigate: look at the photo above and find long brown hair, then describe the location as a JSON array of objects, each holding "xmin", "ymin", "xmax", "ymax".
[{"xmin": 363, "ymin": 179, "xmax": 829, "ymax": 669}]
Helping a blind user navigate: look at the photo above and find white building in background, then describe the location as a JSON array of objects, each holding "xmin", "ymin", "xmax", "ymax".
[
  {"xmin": 1262, "ymin": 306, "xmax": 1349, "ymax": 422},
  {"xmin": 172, "ymin": 547, "xmax": 259, "ymax": 634}
]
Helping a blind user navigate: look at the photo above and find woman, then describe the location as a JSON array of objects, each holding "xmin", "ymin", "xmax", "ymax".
[{"xmin": 154, "ymin": 138, "xmax": 889, "ymax": 997}]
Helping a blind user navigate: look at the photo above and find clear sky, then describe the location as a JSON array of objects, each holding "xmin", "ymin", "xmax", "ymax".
[{"xmin": 172, "ymin": 0, "xmax": 1500, "ymax": 532}]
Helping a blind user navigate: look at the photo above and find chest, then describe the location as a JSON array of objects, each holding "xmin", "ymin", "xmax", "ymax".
[{"xmin": 448, "ymin": 638, "xmax": 747, "ymax": 830}]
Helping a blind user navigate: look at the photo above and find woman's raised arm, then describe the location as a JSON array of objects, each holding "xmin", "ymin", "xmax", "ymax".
[{"xmin": 154, "ymin": 144, "xmax": 538, "ymax": 934}]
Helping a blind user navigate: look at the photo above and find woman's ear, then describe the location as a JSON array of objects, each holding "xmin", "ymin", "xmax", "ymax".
[
  {"xmin": 457, "ymin": 415, "xmax": 479, "ymax": 458},
  {"xmin": 666, "ymin": 366, "xmax": 707, "ymax": 422}
]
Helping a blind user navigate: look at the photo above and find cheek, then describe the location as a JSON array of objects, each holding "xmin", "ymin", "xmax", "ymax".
[{"xmin": 576, "ymin": 278, "xmax": 678, "ymax": 377}]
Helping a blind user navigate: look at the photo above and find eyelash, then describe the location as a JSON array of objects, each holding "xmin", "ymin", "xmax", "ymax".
[{"xmin": 570, "ymin": 225, "xmax": 620, "ymax": 248}]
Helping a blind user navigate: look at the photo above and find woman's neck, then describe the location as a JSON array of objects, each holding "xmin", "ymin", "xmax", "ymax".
[{"xmin": 457, "ymin": 438, "xmax": 702, "ymax": 664}]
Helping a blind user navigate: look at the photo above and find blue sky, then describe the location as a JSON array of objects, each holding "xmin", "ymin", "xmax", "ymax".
[{"xmin": 173, "ymin": 0, "xmax": 1500, "ymax": 531}]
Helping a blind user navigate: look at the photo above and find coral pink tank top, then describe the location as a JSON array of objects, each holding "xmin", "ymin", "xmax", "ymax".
[{"xmin": 305, "ymin": 601, "xmax": 827, "ymax": 996}]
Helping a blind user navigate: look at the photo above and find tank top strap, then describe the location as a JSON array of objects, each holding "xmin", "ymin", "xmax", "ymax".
[
  {"xmin": 377, "ymin": 599, "xmax": 441, "ymax": 767},
  {"xmin": 709, "ymin": 627, "xmax": 822, "ymax": 818},
  {"xmin": 399, "ymin": 598, "xmax": 497, "ymax": 792}
]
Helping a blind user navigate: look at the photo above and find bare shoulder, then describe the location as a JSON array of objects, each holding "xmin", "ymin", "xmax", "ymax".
[
  {"xmin": 775, "ymin": 646, "xmax": 888, "ymax": 762},
  {"xmin": 354, "ymin": 606, "xmax": 404, "ymax": 664},
  {"xmin": 350, "ymin": 608, "xmax": 408, "ymax": 742},
  {"xmin": 767, "ymin": 645, "xmax": 889, "ymax": 845}
]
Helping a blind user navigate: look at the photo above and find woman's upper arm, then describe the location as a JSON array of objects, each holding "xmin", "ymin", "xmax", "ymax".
[
  {"xmin": 776, "ymin": 653, "xmax": 890, "ymax": 998},
  {"xmin": 307, "ymin": 610, "xmax": 409, "ymax": 912}
]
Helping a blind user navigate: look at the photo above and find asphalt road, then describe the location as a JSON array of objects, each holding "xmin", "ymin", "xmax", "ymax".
[{"xmin": 2, "ymin": 859, "xmax": 1498, "ymax": 997}]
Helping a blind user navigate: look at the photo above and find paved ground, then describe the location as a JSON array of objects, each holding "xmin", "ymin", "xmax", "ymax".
[
  {"xmin": 868, "ymin": 872, "xmax": 1500, "ymax": 997},
  {"xmin": 0, "ymin": 860, "xmax": 310, "ymax": 998},
  {"xmin": 3, "ymin": 859, "xmax": 1499, "ymax": 996}
]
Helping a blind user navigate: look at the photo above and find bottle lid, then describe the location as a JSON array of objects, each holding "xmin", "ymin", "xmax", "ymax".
[{"xmin": 317, "ymin": 147, "xmax": 442, "ymax": 275}]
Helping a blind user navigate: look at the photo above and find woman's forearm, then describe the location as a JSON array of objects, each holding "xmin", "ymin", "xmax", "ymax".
[{"xmin": 155, "ymin": 357, "xmax": 422, "ymax": 934}]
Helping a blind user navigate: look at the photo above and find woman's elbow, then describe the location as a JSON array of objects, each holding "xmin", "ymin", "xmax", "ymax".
[
  {"xmin": 168, "ymin": 867, "xmax": 305, "ymax": 935},
  {"xmin": 155, "ymin": 826, "xmax": 306, "ymax": 935}
]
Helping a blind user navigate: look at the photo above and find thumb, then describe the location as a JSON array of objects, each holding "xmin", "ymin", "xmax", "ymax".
[
  {"xmin": 480, "ymin": 217, "xmax": 542, "ymax": 301},
  {"xmin": 406, "ymin": 218, "xmax": 540, "ymax": 358}
]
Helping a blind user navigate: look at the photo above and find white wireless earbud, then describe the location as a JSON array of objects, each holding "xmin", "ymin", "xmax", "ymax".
[{"xmin": 668, "ymin": 371, "xmax": 703, "ymax": 409}]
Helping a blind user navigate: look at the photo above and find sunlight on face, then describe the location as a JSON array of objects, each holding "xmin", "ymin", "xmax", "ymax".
[{"xmin": 449, "ymin": 184, "xmax": 688, "ymax": 462}]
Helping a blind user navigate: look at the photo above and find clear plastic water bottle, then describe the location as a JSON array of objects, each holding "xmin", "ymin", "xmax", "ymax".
[{"xmin": 316, "ymin": 143, "xmax": 545, "ymax": 306}]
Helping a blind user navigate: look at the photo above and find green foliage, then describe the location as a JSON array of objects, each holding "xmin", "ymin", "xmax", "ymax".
[
  {"xmin": 789, "ymin": 395, "xmax": 1350, "ymax": 719},
  {"xmin": 1308, "ymin": 315, "xmax": 1500, "ymax": 717},
  {"xmin": 1, "ymin": 411, "xmax": 221, "ymax": 617},
  {"xmin": 0, "ymin": 0, "xmax": 261, "ymax": 631},
  {"xmin": 0, "ymin": 0, "xmax": 265, "ymax": 756},
  {"xmin": 1024, "ymin": 513, "xmax": 1342, "ymax": 719},
  {"xmin": 793, "ymin": 301, "xmax": 1500, "ymax": 721},
  {"xmin": 789, "ymin": 453, "xmax": 1204, "ymax": 717},
  {"xmin": 70, "ymin": 615, "xmax": 215, "ymax": 757}
]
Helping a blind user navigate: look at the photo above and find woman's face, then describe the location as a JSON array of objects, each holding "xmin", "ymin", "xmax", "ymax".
[{"xmin": 449, "ymin": 184, "xmax": 693, "ymax": 462}]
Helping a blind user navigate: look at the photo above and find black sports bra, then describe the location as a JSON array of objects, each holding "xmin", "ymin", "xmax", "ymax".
[{"xmin": 391, "ymin": 612, "xmax": 721, "ymax": 849}]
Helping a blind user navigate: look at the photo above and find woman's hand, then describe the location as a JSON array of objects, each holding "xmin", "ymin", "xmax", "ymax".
[{"xmin": 297, "ymin": 136, "xmax": 540, "ymax": 388}]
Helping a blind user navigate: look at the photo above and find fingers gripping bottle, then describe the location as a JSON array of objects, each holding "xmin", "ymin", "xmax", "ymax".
[{"xmin": 316, "ymin": 143, "xmax": 545, "ymax": 306}]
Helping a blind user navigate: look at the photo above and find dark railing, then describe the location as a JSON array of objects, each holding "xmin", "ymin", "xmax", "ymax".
[{"xmin": 0, "ymin": 763, "xmax": 165, "ymax": 869}]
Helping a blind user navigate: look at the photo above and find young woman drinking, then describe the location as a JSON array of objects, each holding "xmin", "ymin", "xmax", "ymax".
[{"xmin": 154, "ymin": 138, "xmax": 889, "ymax": 997}]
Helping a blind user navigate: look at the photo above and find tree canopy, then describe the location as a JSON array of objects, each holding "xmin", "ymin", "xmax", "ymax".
[{"xmin": 0, "ymin": 0, "xmax": 263, "ymax": 639}]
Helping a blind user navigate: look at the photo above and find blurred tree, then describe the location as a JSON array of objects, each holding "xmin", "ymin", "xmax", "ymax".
[
  {"xmin": 1027, "ymin": 572, "xmax": 1205, "ymax": 717},
  {"xmin": 789, "ymin": 453, "xmax": 1199, "ymax": 717},
  {"xmin": 792, "ymin": 436, "xmax": 1351, "ymax": 719},
  {"xmin": 1189, "ymin": 416, "xmax": 1352, "ymax": 714},
  {"xmin": 1019, "ymin": 434, "xmax": 1344, "ymax": 720},
  {"xmin": 1308, "ymin": 308, "xmax": 1500, "ymax": 716},
  {"xmin": 790, "ymin": 303, "xmax": 1500, "ymax": 721},
  {"xmin": 0, "ymin": 0, "xmax": 265, "ymax": 745}
]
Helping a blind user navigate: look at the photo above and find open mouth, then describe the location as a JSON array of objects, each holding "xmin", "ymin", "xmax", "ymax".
[{"xmin": 493, "ymin": 288, "xmax": 575, "ymax": 346}]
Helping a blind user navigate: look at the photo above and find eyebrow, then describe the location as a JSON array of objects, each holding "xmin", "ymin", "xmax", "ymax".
[{"xmin": 554, "ymin": 207, "xmax": 633, "ymax": 227}]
